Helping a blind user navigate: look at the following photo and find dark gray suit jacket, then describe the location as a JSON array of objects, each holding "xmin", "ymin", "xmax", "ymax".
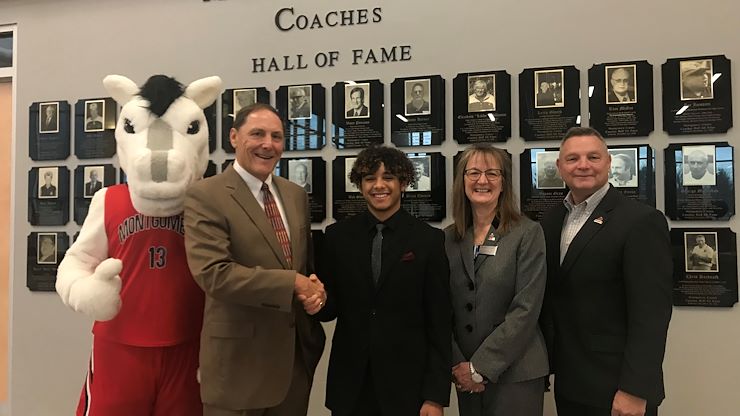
[
  {"xmin": 445, "ymin": 217, "xmax": 549, "ymax": 384},
  {"xmin": 540, "ymin": 186, "xmax": 672, "ymax": 408}
]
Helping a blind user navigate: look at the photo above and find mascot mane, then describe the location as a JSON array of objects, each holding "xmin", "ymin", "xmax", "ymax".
[{"xmin": 139, "ymin": 75, "xmax": 185, "ymax": 117}]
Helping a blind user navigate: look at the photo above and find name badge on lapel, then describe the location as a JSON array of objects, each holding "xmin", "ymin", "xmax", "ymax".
[{"xmin": 479, "ymin": 245, "xmax": 498, "ymax": 256}]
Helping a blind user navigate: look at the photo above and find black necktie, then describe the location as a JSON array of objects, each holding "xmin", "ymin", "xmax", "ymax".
[{"xmin": 371, "ymin": 223, "xmax": 385, "ymax": 284}]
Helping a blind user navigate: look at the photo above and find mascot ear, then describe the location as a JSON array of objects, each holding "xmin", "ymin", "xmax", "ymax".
[
  {"xmin": 184, "ymin": 76, "xmax": 223, "ymax": 109},
  {"xmin": 103, "ymin": 75, "xmax": 140, "ymax": 106}
]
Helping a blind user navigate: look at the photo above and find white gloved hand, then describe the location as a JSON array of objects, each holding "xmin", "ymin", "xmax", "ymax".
[{"xmin": 66, "ymin": 258, "xmax": 123, "ymax": 321}]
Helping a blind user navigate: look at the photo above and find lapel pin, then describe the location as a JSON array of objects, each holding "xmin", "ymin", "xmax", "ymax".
[
  {"xmin": 593, "ymin": 216, "xmax": 604, "ymax": 225},
  {"xmin": 487, "ymin": 233, "xmax": 496, "ymax": 242}
]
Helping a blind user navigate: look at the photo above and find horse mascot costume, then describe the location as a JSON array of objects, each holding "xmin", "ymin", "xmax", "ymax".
[{"xmin": 56, "ymin": 74, "xmax": 222, "ymax": 416}]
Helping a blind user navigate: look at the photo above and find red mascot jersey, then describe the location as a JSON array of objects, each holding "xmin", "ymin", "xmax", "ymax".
[{"xmin": 92, "ymin": 184, "xmax": 204, "ymax": 346}]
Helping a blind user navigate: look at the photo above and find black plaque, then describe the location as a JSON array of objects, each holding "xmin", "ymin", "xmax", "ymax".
[
  {"xmin": 519, "ymin": 66, "xmax": 580, "ymax": 141},
  {"xmin": 74, "ymin": 164, "xmax": 117, "ymax": 225},
  {"xmin": 276, "ymin": 84, "xmax": 326, "ymax": 151},
  {"xmin": 390, "ymin": 75, "xmax": 445, "ymax": 147},
  {"xmin": 205, "ymin": 102, "xmax": 217, "ymax": 154},
  {"xmin": 27, "ymin": 232, "xmax": 69, "ymax": 291},
  {"xmin": 74, "ymin": 98, "xmax": 117, "ymax": 159},
  {"xmin": 402, "ymin": 153, "xmax": 446, "ymax": 222},
  {"xmin": 589, "ymin": 61, "xmax": 654, "ymax": 138},
  {"xmin": 221, "ymin": 87, "xmax": 270, "ymax": 153},
  {"xmin": 277, "ymin": 157, "xmax": 326, "ymax": 223},
  {"xmin": 662, "ymin": 55, "xmax": 733, "ymax": 135},
  {"xmin": 222, "ymin": 159, "xmax": 234, "ymax": 172},
  {"xmin": 204, "ymin": 160, "xmax": 217, "ymax": 178},
  {"xmin": 520, "ymin": 148, "xmax": 568, "ymax": 221},
  {"xmin": 28, "ymin": 166, "xmax": 70, "ymax": 226},
  {"xmin": 29, "ymin": 101, "xmax": 71, "ymax": 161},
  {"xmin": 671, "ymin": 228, "xmax": 737, "ymax": 307},
  {"xmin": 607, "ymin": 145, "xmax": 656, "ymax": 206},
  {"xmin": 453, "ymin": 70, "xmax": 511, "ymax": 143},
  {"xmin": 664, "ymin": 143, "xmax": 735, "ymax": 220},
  {"xmin": 332, "ymin": 80, "xmax": 384, "ymax": 148}
]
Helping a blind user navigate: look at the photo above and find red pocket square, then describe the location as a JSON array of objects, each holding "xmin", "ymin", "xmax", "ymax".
[{"xmin": 401, "ymin": 251, "xmax": 416, "ymax": 262}]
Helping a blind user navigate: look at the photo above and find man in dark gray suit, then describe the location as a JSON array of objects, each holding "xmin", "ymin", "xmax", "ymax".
[{"xmin": 540, "ymin": 127, "xmax": 672, "ymax": 416}]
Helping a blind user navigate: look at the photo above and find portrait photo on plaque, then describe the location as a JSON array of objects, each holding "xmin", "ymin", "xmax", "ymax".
[
  {"xmin": 38, "ymin": 166, "xmax": 59, "ymax": 199},
  {"xmin": 608, "ymin": 148, "xmax": 639, "ymax": 187},
  {"xmin": 39, "ymin": 101, "xmax": 59, "ymax": 134},
  {"xmin": 664, "ymin": 143, "xmax": 734, "ymax": 221},
  {"xmin": 37, "ymin": 233, "xmax": 58, "ymax": 264},
  {"xmin": 345, "ymin": 83, "xmax": 370, "ymax": 119},
  {"xmin": 684, "ymin": 231, "xmax": 719, "ymax": 272},
  {"xmin": 84, "ymin": 99, "xmax": 105, "ymax": 132},
  {"xmin": 288, "ymin": 159, "xmax": 313, "ymax": 194},
  {"xmin": 233, "ymin": 89, "xmax": 257, "ymax": 115},
  {"xmin": 535, "ymin": 151, "xmax": 565, "ymax": 189},
  {"xmin": 467, "ymin": 74, "xmax": 496, "ymax": 112},
  {"xmin": 534, "ymin": 69, "xmax": 564, "ymax": 108},
  {"xmin": 605, "ymin": 64, "xmax": 637, "ymax": 104},
  {"xmin": 680, "ymin": 59, "xmax": 713, "ymax": 101},
  {"xmin": 288, "ymin": 85, "xmax": 312, "ymax": 120},
  {"xmin": 682, "ymin": 144, "xmax": 716, "ymax": 186},
  {"xmin": 408, "ymin": 155, "xmax": 432, "ymax": 192},
  {"xmin": 404, "ymin": 79, "xmax": 431, "ymax": 116},
  {"xmin": 344, "ymin": 157, "xmax": 360, "ymax": 193},
  {"xmin": 83, "ymin": 165, "xmax": 105, "ymax": 198}
]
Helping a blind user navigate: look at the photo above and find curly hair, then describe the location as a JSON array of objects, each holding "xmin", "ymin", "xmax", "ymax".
[{"xmin": 349, "ymin": 146, "xmax": 417, "ymax": 189}]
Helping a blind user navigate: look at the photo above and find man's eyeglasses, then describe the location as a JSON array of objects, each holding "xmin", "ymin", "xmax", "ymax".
[{"xmin": 464, "ymin": 169, "xmax": 503, "ymax": 181}]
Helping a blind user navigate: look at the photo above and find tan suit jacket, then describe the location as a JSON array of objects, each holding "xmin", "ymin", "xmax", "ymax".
[{"xmin": 184, "ymin": 166, "xmax": 325, "ymax": 411}]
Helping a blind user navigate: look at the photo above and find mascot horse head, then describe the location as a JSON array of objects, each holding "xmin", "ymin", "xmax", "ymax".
[{"xmin": 103, "ymin": 74, "xmax": 222, "ymax": 217}]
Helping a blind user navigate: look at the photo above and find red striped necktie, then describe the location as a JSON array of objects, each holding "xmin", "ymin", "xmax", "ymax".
[{"xmin": 261, "ymin": 182, "xmax": 292, "ymax": 268}]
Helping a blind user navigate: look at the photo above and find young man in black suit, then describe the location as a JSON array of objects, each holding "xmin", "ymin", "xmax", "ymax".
[
  {"xmin": 314, "ymin": 146, "xmax": 451, "ymax": 416},
  {"xmin": 540, "ymin": 127, "xmax": 672, "ymax": 416}
]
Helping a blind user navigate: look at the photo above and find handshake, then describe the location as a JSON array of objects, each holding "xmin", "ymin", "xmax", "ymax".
[{"xmin": 294, "ymin": 273, "xmax": 327, "ymax": 315}]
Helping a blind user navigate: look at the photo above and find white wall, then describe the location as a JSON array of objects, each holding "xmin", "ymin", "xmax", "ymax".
[{"xmin": 2, "ymin": 0, "xmax": 739, "ymax": 414}]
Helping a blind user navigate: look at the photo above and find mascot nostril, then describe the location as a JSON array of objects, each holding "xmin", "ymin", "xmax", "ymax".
[{"xmin": 55, "ymin": 74, "xmax": 222, "ymax": 416}]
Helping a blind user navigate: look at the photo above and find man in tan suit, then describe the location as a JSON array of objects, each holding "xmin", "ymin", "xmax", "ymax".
[{"xmin": 184, "ymin": 103, "xmax": 326, "ymax": 416}]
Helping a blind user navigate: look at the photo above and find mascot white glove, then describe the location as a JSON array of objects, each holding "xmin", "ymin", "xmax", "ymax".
[{"xmin": 65, "ymin": 258, "xmax": 123, "ymax": 321}]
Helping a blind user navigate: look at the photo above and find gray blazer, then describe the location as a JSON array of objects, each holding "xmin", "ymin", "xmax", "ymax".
[{"xmin": 445, "ymin": 217, "xmax": 549, "ymax": 384}]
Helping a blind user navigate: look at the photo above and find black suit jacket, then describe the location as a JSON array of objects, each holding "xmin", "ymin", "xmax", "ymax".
[
  {"xmin": 40, "ymin": 116, "xmax": 56, "ymax": 132},
  {"xmin": 346, "ymin": 105, "xmax": 369, "ymax": 117},
  {"xmin": 540, "ymin": 187, "xmax": 672, "ymax": 409},
  {"xmin": 85, "ymin": 181, "xmax": 102, "ymax": 196},
  {"xmin": 40, "ymin": 184, "xmax": 57, "ymax": 197},
  {"xmin": 316, "ymin": 209, "xmax": 451, "ymax": 416},
  {"xmin": 607, "ymin": 90, "xmax": 634, "ymax": 104}
]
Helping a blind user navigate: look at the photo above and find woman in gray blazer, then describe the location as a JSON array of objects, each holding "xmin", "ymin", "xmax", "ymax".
[{"xmin": 446, "ymin": 144, "xmax": 549, "ymax": 415}]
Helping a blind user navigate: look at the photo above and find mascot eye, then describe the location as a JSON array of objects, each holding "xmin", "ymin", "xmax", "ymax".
[
  {"xmin": 187, "ymin": 120, "xmax": 200, "ymax": 135},
  {"xmin": 123, "ymin": 118, "xmax": 135, "ymax": 134}
]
